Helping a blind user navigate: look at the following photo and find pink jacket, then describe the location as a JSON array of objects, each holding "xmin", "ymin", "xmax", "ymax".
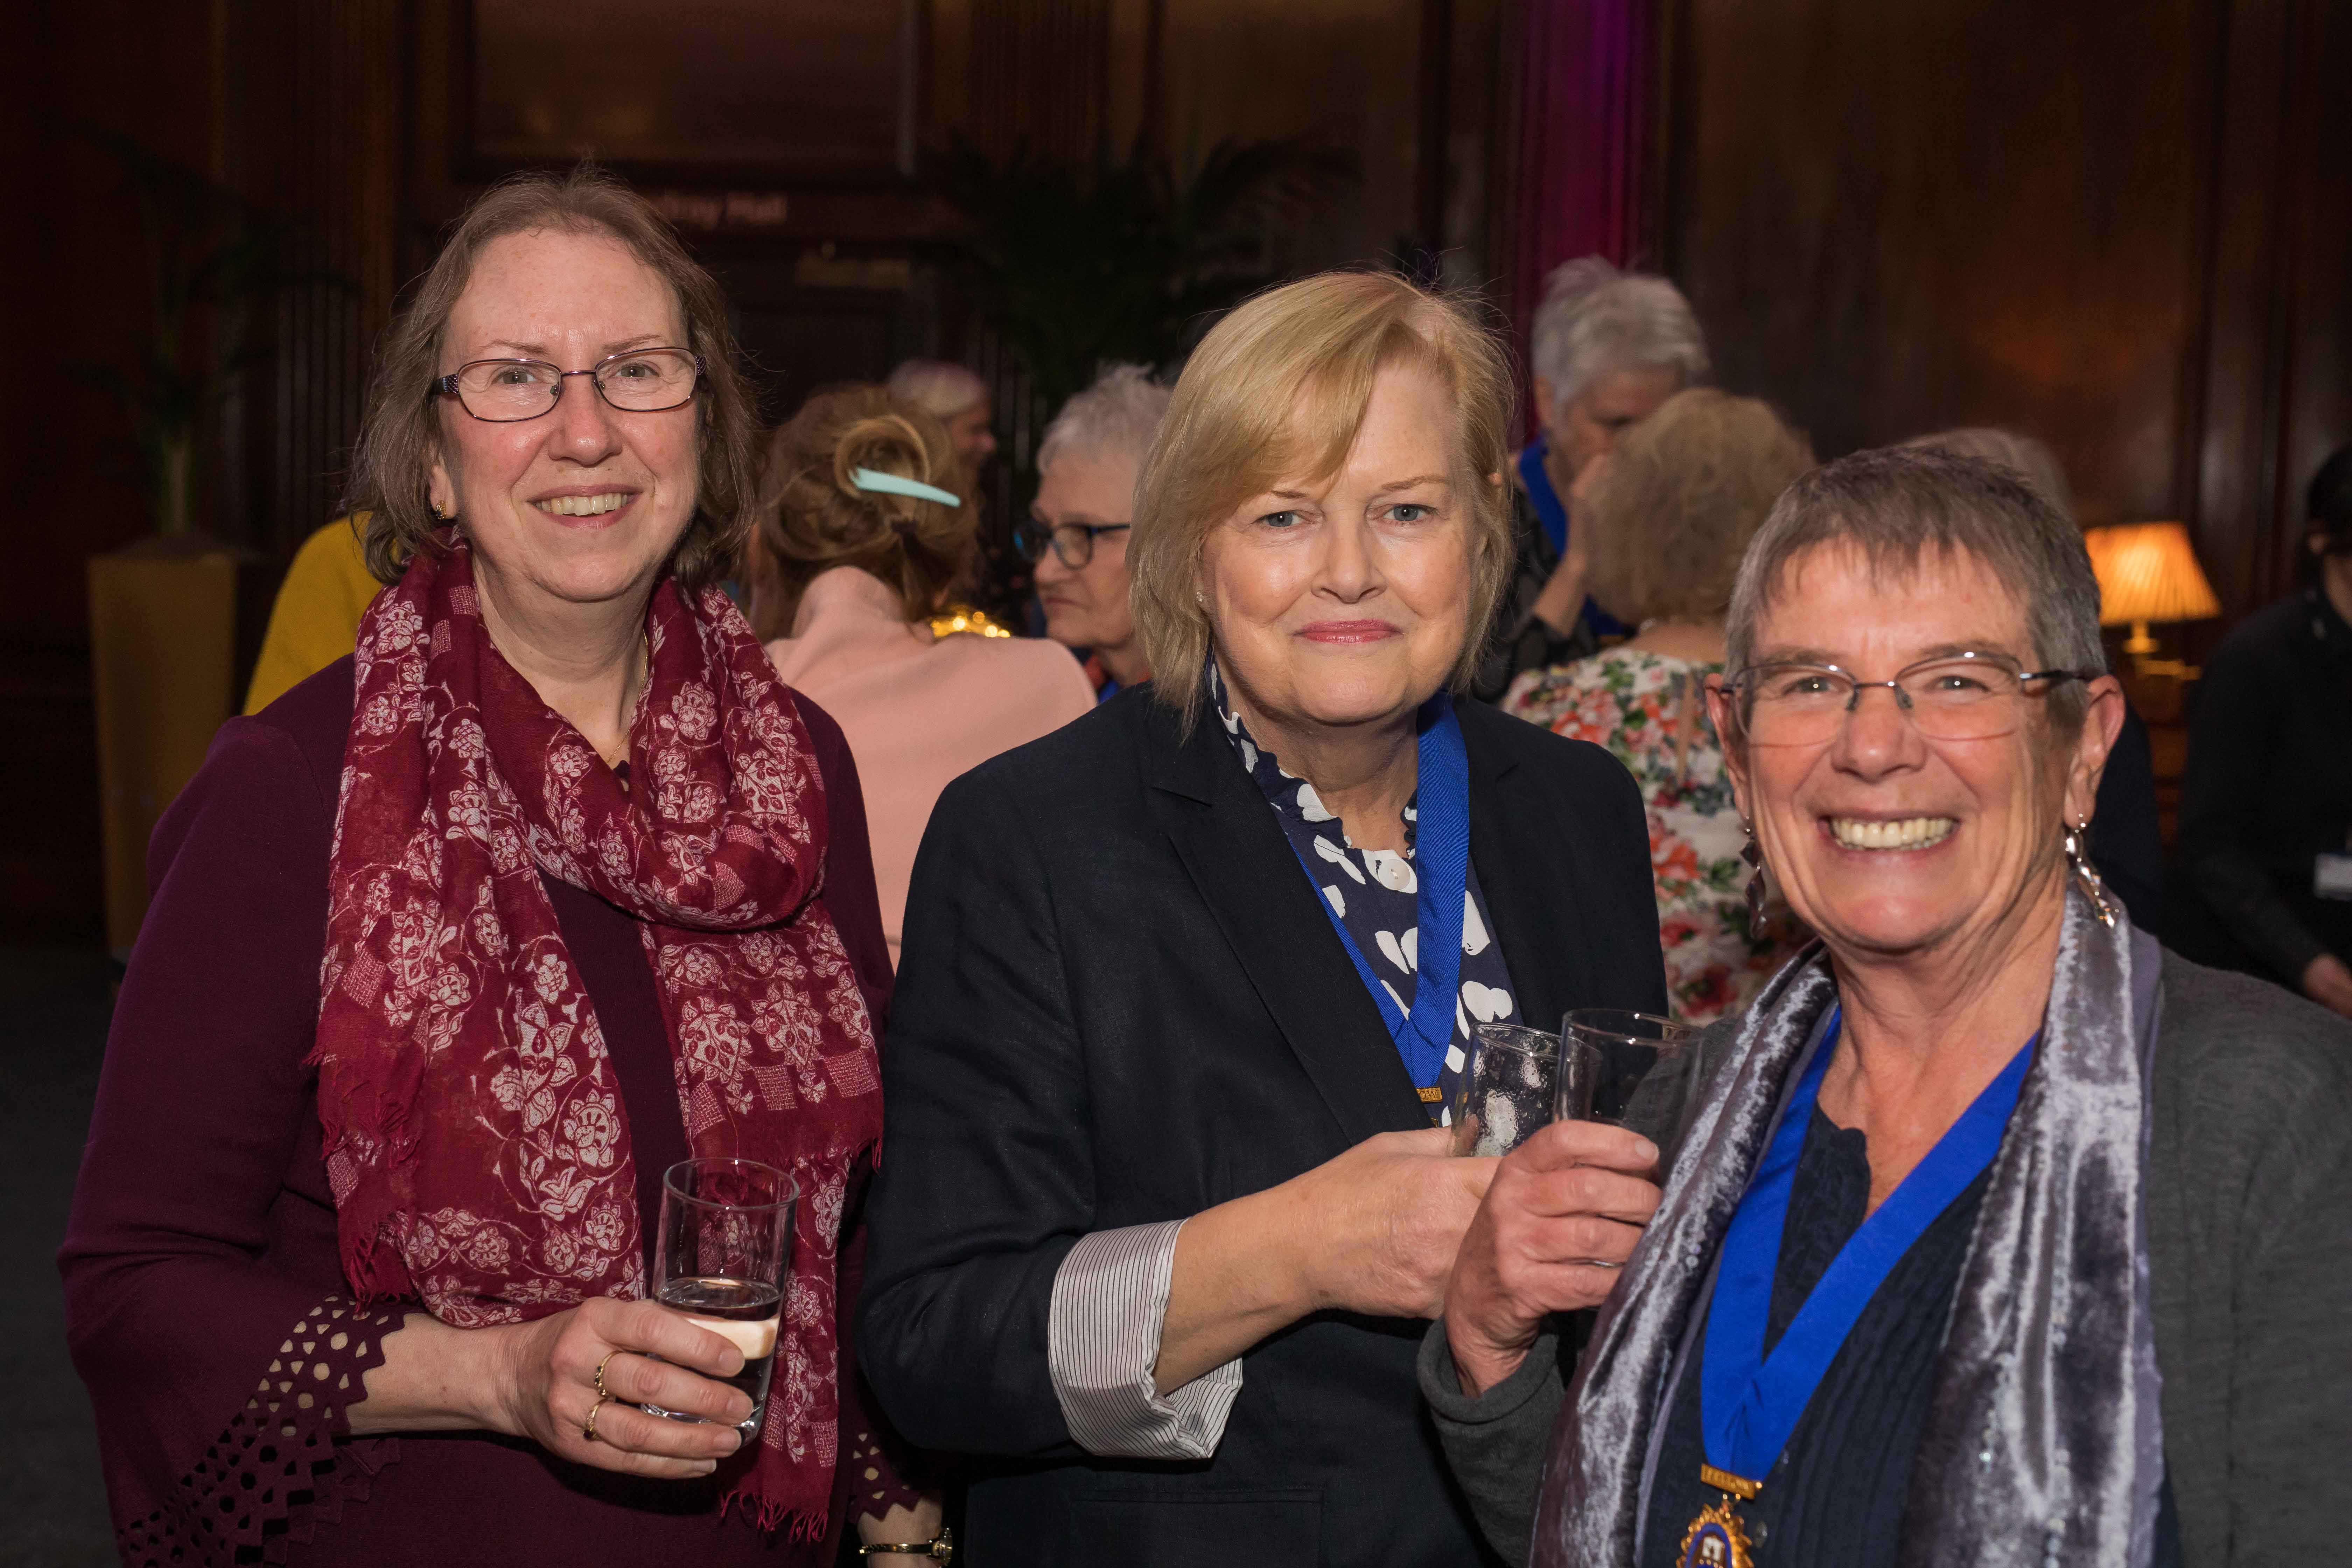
[{"xmin": 766, "ymin": 567, "xmax": 1096, "ymax": 962}]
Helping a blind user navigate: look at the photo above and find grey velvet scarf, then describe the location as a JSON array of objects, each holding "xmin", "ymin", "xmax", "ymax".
[{"xmin": 1530, "ymin": 889, "xmax": 2166, "ymax": 1567}]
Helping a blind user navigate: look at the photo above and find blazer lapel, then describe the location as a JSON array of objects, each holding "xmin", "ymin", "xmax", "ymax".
[
  {"xmin": 1463, "ymin": 712, "xmax": 1595, "ymax": 1039},
  {"xmin": 1144, "ymin": 708, "xmax": 1430, "ymax": 1146}
]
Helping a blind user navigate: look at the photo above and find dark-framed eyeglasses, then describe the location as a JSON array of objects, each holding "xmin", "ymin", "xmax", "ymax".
[
  {"xmin": 430, "ymin": 347, "xmax": 704, "ymax": 422},
  {"xmin": 1721, "ymin": 651, "xmax": 2095, "ymax": 746},
  {"xmin": 1014, "ymin": 518, "xmax": 1131, "ymax": 569}
]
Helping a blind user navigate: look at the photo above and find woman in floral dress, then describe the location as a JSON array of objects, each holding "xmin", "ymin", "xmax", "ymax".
[{"xmin": 1502, "ymin": 388, "xmax": 1815, "ymax": 1022}]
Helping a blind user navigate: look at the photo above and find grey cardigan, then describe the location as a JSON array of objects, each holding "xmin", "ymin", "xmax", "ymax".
[{"xmin": 1420, "ymin": 952, "xmax": 2352, "ymax": 1566}]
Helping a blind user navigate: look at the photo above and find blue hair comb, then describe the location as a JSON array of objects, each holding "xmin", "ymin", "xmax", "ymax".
[{"xmin": 851, "ymin": 467, "xmax": 962, "ymax": 508}]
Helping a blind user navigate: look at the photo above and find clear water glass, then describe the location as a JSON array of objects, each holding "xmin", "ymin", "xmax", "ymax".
[{"xmin": 1563, "ymin": 1008, "xmax": 1698, "ymax": 1145}]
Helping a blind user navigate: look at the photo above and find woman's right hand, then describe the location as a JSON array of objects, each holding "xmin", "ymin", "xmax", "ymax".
[
  {"xmin": 2302, "ymin": 952, "xmax": 2352, "ymax": 1018},
  {"xmin": 1286, "ymin": 1126, "xmax": 1499, "ymax": 1321},
  {"xmin": 1443, "ymin": 1119, "xmax": 1662, "ymax": 1397},
  {"xmin": 483, "ymin": 1296, "xmax": 754, "ymax": 1478}
]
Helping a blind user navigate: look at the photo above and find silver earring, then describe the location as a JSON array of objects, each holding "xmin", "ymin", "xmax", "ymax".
[
  {"xmin": 2064, "ymin": 818, "xmax": 2120, "ymax": 928},
  {"xmin": 1742, "ymin": 821, "xmax": 1770, "ymax": 930}
]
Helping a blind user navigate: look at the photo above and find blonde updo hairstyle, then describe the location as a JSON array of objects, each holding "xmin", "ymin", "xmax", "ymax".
[
  {"xmin": 1129, "ymin": 270, "xmax": 1517, "ymax": 730},
  {"xmin": 1582, "ymin": 388, "xmax": 1814, "ymax": 625},
  {"xmin": 750, "ymin": 384, "xmax": 977, "ymax": 635}
]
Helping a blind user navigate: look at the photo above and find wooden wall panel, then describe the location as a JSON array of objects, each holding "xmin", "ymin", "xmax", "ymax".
[
  {"xmin": 1656, "ymin": 0, "xmax": 2350, "ymax": 640},
  {"xmin": 221, "ymin": 0, "xmax": 412, "ymax": 561},
  {"xmin": 1662, "ymin": 0, "xmax": 2209, "ymax": 528}
]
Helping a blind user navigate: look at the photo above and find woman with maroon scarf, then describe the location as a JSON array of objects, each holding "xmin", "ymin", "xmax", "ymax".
[{"xmin": 60, "ymin": 169, "xmax": 939, "ymax": 1565}]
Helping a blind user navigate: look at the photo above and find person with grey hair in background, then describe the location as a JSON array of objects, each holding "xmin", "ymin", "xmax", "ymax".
[
  {"xmin": 1904, "ymin": 426, "xmax": 2166, "ymax": 933},
  {"xmin": 886, "ymin": 357, "xmax": 997, "ymax": 465},
  {"xmin": 1020, "ymin": 363, "xmax": 1170, "ymax": 699},
  {"xmin": 1428, "ymin": 444, "xmax": 2351, "ymax": 1568},
  {"xmin": 1475, "ymin": 257, "xmax": 1709, "ymax": 701}
]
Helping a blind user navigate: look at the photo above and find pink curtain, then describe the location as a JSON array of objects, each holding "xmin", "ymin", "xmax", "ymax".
[{"xmin": 1511, "ymin": 0, "xmax": 1655, "ymax": 428}]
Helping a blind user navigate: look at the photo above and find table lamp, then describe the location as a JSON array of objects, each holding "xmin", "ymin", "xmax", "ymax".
[{"xmin": 2082, "ymin": 521, "xmax": 2220, "ymax": 674}]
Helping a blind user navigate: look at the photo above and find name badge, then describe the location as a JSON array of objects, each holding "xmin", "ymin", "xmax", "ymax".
[{"xmin": 2316, "ymin": 853, "xmax": 2352, "ymax": 901}]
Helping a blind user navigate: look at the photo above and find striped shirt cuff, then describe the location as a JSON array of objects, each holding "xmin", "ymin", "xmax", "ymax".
[{"xmin": 1047, "ymin": 1219, "xmax": 1245, "ymax": 1459}]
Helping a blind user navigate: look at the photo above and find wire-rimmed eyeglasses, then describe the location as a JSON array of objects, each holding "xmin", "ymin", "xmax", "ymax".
[
  {"xmin": 1721, "ymin": 651, "xmax": 2095, "ymax": 746},
  {"xmin": 1014, "ymin": 518, "xmax": 1131, "ymax": 569},
  {"xmin": 431, "ymin": 347, "xmax": 704, "ymax": 422}
]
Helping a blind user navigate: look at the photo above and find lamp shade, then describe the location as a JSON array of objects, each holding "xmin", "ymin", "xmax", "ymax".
[{"xmin": 2082, "ymin": 522, "xmax": 2221, "ymax": 626}]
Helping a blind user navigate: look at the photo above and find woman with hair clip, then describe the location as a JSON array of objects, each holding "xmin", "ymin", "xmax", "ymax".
[{"xmin": 752, "ymin": 386, "xmax": 1093, "ymax": 964}]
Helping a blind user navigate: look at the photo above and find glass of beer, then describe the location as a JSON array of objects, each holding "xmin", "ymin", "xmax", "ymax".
[{"xmin": 640, "ymin": 1156, "xmax": 796, "ymax": 1440}]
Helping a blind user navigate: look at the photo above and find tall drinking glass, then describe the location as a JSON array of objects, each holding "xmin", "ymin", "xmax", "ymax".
[
  {"xmin": 641, "ymin": 1156, "xmax": 796, "ymax": 1440},
  {"xmin": 1563, "ymin": 1009, "xmax": 1697, "ymax": 1146}
]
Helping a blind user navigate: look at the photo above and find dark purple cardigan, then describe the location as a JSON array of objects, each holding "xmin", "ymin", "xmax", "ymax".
[{"xmin": 61, "ymin": 657, "xmax": 917, "ymax": 1566}]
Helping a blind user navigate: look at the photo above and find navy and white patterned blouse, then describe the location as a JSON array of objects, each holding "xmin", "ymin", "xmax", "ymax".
[{"xmin": 1210, "ymin": 660, "xmax": 1519, "ymax": 1125}]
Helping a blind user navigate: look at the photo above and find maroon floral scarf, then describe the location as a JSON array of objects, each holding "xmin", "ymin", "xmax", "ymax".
[{"xmin": 311, "ymin": 533, "xmax": 883, "ymax": 1535}]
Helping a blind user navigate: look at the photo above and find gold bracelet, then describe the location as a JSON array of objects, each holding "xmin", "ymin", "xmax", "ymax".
[{"xmin": 856, "ymin": 1525, "xmax": 953, "ymax": 1562}]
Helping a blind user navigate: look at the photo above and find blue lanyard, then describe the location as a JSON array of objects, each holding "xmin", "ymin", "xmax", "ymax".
[
  {"xmin": 1699, "ymin": 1011, "xmax": 2035, "ymax": 1485},
  {"xmin": 1286, "ymin": 694, "xmax": 1470, "ymax": 1090},
  {"xmin": 1517, "ymin": 436, "xmax": 1570, "ymax": 557}
]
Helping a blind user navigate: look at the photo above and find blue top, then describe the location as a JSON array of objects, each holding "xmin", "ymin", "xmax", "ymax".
[{"xmin": 1514, "ymin": 434, "xmax": 1625, "ymax": 639}]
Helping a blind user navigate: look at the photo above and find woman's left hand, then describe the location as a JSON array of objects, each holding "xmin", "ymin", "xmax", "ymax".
[{"xmin": 1443, "ymin": 1118, "xmax": 1661, "ymax": 1397}]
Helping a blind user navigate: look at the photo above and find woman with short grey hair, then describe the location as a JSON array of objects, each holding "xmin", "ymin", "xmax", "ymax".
[
  {"xmin": 886, "ymin": 357, "xmax": 996, "ymax": 463},
  {"xmin": 1477, "ymin": 258, "xmax": 1710, "ymax": 701},
  {"xmin": 1020, "ymin": 364, "xmax": 1172, "ymax": 698},
  {"xmin": 1430, "ymin": 446, "xmax": 2352, "ymax": 1567}
]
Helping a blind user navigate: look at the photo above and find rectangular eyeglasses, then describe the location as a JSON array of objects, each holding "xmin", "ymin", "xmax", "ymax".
[
  {"xmin": 1723, "ymin": 651, "xmax": 2093, "ymax": 745},
  {"xmin": 1014, "ymin": 519, "xmax": 1131, "ymax": 569},
  {"xmin": 432, "ymin": 347, "xmax": 703, "ymax": 422}
]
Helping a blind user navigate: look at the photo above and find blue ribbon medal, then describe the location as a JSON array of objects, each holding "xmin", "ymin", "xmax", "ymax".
[
  {"xmin": 1679, "ymin": 1010, "xmax": 2035, "ymax": 1567},
  {"xmin": 1289, "ymin": 693, "xmax": 1470, "ymax": 1102}
]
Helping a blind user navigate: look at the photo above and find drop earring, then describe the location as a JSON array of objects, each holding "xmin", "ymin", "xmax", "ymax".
[
  {"xmin": 2064, "ymin": 818, "xmax": 2120, "ymax": 928},
  {"xmin": 1742, "ymin": 820, "xmax": 1770, "ymax": 930}
]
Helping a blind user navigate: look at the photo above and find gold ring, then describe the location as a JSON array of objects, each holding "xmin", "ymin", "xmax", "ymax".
[
  {"xmin": 594, "ymin": 1349, "xmax": 621, "ymax": 1402},
  {"xmin": 582, "ymin": 1395, "xmax": 609, "ymax": 1444}
]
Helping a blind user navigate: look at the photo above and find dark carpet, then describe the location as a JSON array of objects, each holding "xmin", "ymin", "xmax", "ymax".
[{"xmin": 2, "ymin": 949, "xmax": 119, "ymax": 1566}]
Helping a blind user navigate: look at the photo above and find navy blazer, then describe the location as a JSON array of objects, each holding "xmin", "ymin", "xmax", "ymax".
[{"xmin": 859, "ymin": 686, "xmax": 1667, "ymax": 1567}]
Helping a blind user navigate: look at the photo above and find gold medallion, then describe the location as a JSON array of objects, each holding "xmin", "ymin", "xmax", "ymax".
[{"xmin": 1678, "ymin": 1494, "xmax": 1757, "ymax": 1568}]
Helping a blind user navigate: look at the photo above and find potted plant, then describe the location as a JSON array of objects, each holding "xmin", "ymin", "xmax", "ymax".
[
  {"xmin": 79, "ymin": 132, "xmax": 296, "ymax": 954},
  {"xmin": 933, "ymin": 135, "xmax": 1354, "ymax": 614}
]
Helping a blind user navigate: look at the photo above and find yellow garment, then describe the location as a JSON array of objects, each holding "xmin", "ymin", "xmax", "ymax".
[{"xmin": 243, "ymin": 517, "xmax": 385, "ymax": 713}]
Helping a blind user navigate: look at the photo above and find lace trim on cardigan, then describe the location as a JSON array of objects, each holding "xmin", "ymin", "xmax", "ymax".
[
  {"xmin": 115, "ymin": 1297, "xmax": 402, "ymax": 1567},
  {"xmin": 846, "ymin": 1421, "xmax": 925, "ymax": 1521}
]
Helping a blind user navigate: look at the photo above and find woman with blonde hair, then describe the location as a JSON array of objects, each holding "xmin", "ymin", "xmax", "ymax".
[
  {"xmin": 1503, "ymin": 388, "xmax": 1814, "ymax": 1022},
  {"xmin": 752, "ymin": 385, "xmax": 1093, "ymax": 962},
  {"xmin": 859, "ymin": 271, "xmax": 1668, "ymax": 1563}
]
